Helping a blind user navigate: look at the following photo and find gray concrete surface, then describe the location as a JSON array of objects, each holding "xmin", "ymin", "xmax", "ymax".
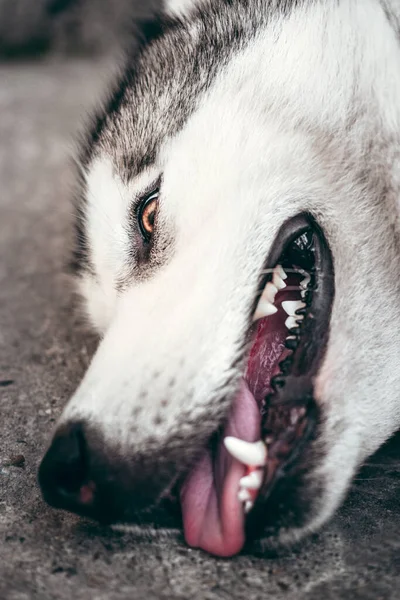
[
  {"xmin": 0, "ymin": 0, "xmax": 160, "ymax": 57},
  {"xmin": 0, "ymin": 59, "xmax": 400, "ymax": 600}
]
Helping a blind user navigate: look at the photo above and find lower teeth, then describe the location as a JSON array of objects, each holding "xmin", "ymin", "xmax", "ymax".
[{"xmin": 224, "ymin": 438, "xmax": 268, "ymax": 511}]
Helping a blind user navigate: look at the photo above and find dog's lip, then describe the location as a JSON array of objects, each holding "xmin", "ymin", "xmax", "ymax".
[
  {"xmin": 178, "ymin": 227, "xmax": 311, "ymax": 555},
  {"xmin": 177, "ymin": 214, "xmax": 335, "ymax": 556},
  {"xmin": 245, "ymin": 213, "xmax": 335, "ymax": 540}
]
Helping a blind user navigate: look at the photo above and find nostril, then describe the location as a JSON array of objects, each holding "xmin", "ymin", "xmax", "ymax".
[{"xmin": 39, "ymin": 422, "xmax": 90, "ymax": 507}]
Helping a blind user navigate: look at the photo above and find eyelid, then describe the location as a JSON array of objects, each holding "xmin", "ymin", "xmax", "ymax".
[
  {"xmin": 144, "ymin": 191, "xmax": 159, "ymax": 203},
  {"xmin": 134, "ymin": 175, "xmax": 162, "ymax": 208}
]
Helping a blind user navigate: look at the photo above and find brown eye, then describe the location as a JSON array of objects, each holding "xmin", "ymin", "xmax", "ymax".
[{"xmin": 138, "ymin": 192, "xmax": 159, "ymax": 241}]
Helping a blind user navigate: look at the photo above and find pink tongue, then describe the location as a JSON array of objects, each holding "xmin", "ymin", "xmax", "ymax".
[{"xmin": 180, "ymin": 379, "xmax": 261, "ymax": 557}]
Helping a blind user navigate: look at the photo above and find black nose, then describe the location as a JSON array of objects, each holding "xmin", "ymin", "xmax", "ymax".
[
  {"xmin": 39, "ymin": 421, "xmax": 183, "ymax": 525},
  {"xmin": 38, "ymin": 423, "xmax": 91, "ymax": 512}
]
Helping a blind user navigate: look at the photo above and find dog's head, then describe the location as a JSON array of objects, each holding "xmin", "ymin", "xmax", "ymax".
[{"xmin": 39, "ymin": 2, "xmax": 400, "ymax": 556}]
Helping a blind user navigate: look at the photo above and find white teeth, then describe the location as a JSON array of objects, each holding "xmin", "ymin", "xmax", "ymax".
[
  {"xmin": 238, "ymin": 488, "xmax": 252, "ymax": 502},
  {"xmin": 273, "ymin": 274, "xmax": 286, "ymax": 291},
  {"xmin": 253, "ymin": 300, "xmax": 278, "ymax": 322},
  {"xmin": 282, "ymin": 301, "xmax": 305, "ymax": 333},
  {"xmin": 240, "ymin": 470, "xmax": 263, "ymax": 490},
  {"xmin": 285, "ymin": 316, "xmax": 300, "ymax": 330},
  {"xmin": 273, "ymin": 266, "xmax": 287, "ymax": 290},
  {"xmin": 276, "ymin": 265, "xmax": 288, "ymax": 280},
  {"xmin": 253, "ymin": 280, "xmax": 279, "ymax": 322},
  {"xmin": 300, "ymin": 273, "xmax": 311, "ymax": 289},
  {"xmin": 264, "ymin": 282, "xmax": 278, "ymax": 304},
  {"xmin": 282, "ymin": 300, "xmax": 306, "ymax": 317},
  {"xmin": 253, "ymin": 266, "xmax": 308, "ymax": 324},
  {"xmin": 224, "ymin": 437, "xmax": 268, "ymax": 467},
  {"xmin": 245, "ymin": 501, "xmax": 254, "ymax": 514}
]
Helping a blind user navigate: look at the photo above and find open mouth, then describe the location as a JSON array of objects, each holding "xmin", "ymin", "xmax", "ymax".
[{"xmin": 180, "ymin": 213, "xmax": 334, "ymax": 557}]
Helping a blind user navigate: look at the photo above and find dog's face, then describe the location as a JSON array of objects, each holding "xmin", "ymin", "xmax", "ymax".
[{"xmin": 39, "ymin": 1, "xmax": 400, "ymax": 556}]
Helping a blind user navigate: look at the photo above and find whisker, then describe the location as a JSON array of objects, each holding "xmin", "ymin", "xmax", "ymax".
[
  {"xmin": 254, "ymin": 285, "xmax": 306, "ymax": 295},
  {"xmin": 258, "ymin": 268, "xmax": 311, "ymax": 276}
]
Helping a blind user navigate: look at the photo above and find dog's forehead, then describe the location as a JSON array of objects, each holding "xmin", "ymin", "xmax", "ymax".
[
  {"xmin": 83, "ymin": 1, "xmax": 311, "ymax": 181},
  {"xmin": 88, "ymin": 20, "xmax": 245, "ymax": 179}
]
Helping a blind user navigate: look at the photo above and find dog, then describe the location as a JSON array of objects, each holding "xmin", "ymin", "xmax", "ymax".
[{"xmin": 39, "ymin": 0, "xmax": 400, "ymax": 557}]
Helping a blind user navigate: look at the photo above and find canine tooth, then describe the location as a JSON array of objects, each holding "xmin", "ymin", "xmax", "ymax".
[
  {"xmin": 282, "ymin": 300, "xmax": 306, "ymax": 317},
  {"xmin": 273, "ymin": 267, "xmax": 286, "ymax": 290},
  {"xmin": 264, "ymin": 282, "xmax": 278, "ymax": 304},
  {"xmin": 240, "ymin": 470, "xmax": 263, "ymax": 490},
  {"xmin": 273, "ymin": 274, "xmax": 286, "ymax": 290},
  {"xmin": 253, "ymin": 300, "xmax": 278, "ymax": 322},
  {"xmin": 224, "ymin": 437, "xmax": 267, "ymax": 467},
  {"xmin": 276, "ymin": 265, "xmax": 288, "ymax": 280},
  {"xmin": 300, "ymin": 273, "xmax": 311, "ymax": 289},
  {"xmin": 238, "ymin": 488, "xmax": 252, "ymax": 502},
  {"xmin": 245, "ymin": 501, "xmax": 254, "ymax": 514},
  {"xmin": 285, "ymin": 316, "xmax": 300, "ymax": 330}
]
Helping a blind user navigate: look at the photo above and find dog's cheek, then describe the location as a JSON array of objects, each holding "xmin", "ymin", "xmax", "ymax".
[{"xmin": 77, "ymin": 273, "xmax": 117, "ymax": 334}]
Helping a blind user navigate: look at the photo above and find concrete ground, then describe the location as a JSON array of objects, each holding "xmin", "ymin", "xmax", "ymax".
[{"xmin": 0, "ymin": 58, "xmax": 399, "ymax": 600}]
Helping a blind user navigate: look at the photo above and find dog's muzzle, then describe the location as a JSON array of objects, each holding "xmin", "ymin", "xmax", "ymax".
[
  {"xmin": 39, "ymin": 213, "xmax": 335, "ymax": 556},
  {"xmin": 39, "ymin": 421, "xmax": 181, "ymax": 524}
]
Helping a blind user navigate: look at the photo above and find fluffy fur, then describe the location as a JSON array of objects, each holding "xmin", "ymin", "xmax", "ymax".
[{"xmin": 48, "ymin": 0, "xmax": 400, "ymax": 551}]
